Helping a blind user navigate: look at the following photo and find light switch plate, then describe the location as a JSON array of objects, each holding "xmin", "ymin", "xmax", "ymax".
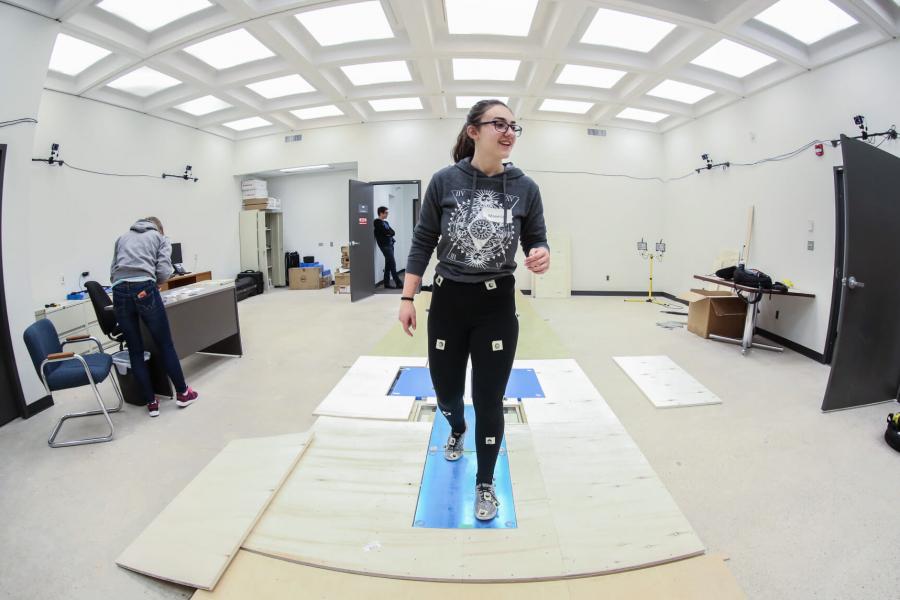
[{"xmin": 807, "ymin": 241, "xmax": 814, "ymax": 251}]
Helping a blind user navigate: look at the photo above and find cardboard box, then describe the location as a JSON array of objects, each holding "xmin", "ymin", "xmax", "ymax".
[
  {"xmin": 334, "ymin": 284, "xmax": 351, "ymax": 295},
  {"xmin": 288, "ymin": 266, "xmax": 322, "ymax": 290},
  {"xmin": 334, "ymin": 272, "xmax": 351, "ymax": 287},
  {"xmin": 319, "ymin": 275, "xmax": 332, "ymax": 289},
  {"xmin": 686, "ymin": 289, "xmax": 747, "ymax": 339}
]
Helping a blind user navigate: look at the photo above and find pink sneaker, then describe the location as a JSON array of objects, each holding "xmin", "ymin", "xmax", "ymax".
[
  {"xmin": 147, "ymin": 400, "xmax": 160, "ymax": 417},
  {"xmin": 176, "ymin": 386, "xmax": 198, "ymax": 408}
]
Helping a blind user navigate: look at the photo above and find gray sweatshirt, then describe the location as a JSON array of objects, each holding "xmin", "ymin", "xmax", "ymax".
[
  {"xmin": 110, "ymin": 220, "xmax": 174, "ymax": 284},
  {"xmin": 406, "ymin": 158, "xmax": 548, "ymax": 283}
]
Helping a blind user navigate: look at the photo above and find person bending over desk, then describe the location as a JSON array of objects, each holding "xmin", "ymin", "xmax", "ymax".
[{"xmin": 110, "ymin": 217, "xmax": 199, "ymax": 417}]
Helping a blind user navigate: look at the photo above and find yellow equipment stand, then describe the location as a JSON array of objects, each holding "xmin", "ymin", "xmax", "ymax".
[{"xmin": 625, "ymin": 245, "xmax": 669, "ymax": 306}]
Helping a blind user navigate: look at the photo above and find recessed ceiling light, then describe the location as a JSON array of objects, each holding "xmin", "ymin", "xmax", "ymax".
[
  {"xmin": 455, "ymin": 96, "xmax": 509, "ymax": 109},
  {"xmin": 691, "ymin": 39, "xmax": 776, "ymax": 78},
  {"xmin": 446, "ymin": 0, "xmax": 538, "ymax": 36},
  {"xmin": 246, "ymin": 75, "xmax": 315, "ymax": 99},
  {"xmin": 48, "ymin": 34, "xmax": 110, "ymax": 76},
  {"xmin": 581, "ymin": 8, "xmax": 676, "ymax": 52},
  {"xmin": 174, "ymin": 95, "xmax": 232, "ymax": 116},
  {"xmin": 616, "ymin": 108, "xmax": 669, "ymax": 123},
  {"xmin": 368, "ymin": 97, "xmax": 423, "ymax": 112},
  {"xmin": 106, "ymin": 66, "xmax": 181, "ymax": 97},
  {"xmin": 646, "ymin": 80, "xmax": 714, "ymax": 104},
  {"xmin": 96, "ymin": 0, "xmax": 212, "ymax": 32},
  {"xmin": 184, "ymin": 29, "xmax": 274, "ymax": 70},
  {"xmin": 452, "ymin": 58, "xmax": 520, "ymax": 81},
  {"xmin": 538, "ymin": 99, "xmax": 594, "ymax": 114},
  {"xmin": 280, "ymin": 165, "xmax": 331, "ymax": 172},
  {"xmin": 291, "ymin": 105, "xmax": 344, "ymax": 120},
  {"xmin": 223, "ymin": 117, "xmax": 272, "ymax": 131},
  {"xmin": 754, "ymin": 0, "xmax": 856, "ymax": 45},
  {"xmin": 296, "ymin": 1, "xmax": 393, "ymax": 46},
  {"xmin": 341, "ymin": 61, "xmax": 411, "ymax": 86},
  {"xmin": 556, "ymin": 64, "xmax": 626, "ymax": 88}
]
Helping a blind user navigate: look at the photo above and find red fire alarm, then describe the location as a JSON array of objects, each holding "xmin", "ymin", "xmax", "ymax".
[{"xmin": 814, "ymin": 143, "xmax": 824, "ymax": 157}]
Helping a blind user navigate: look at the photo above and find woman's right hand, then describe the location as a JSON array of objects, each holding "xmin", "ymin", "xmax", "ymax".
[{"xmin": 399, "ymin": 301, "xmax": 417, "ymax": 337}]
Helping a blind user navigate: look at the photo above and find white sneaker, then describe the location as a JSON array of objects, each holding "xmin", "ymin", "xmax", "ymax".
[
  {"xmin": 475, "ymin": 483, "xmax": 499, "ymax": 521},
  {"xmin": 443, "ymin": 430, "xmax": 465, "ymax": 461}
]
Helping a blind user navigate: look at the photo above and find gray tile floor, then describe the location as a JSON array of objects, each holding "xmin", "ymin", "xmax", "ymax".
[{"xmin": 0, "ymin": 289, "xmax": 896, "ymax": 599}]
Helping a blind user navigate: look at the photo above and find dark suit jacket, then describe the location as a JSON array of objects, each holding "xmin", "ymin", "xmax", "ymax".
[{"xmin": 373, "ymin": 218, "xmax": 395, "ymax": 247}]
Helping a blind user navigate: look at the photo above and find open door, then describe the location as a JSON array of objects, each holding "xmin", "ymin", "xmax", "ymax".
[
  {"xmin": 348, "ymin": 180, "xmax": 376, "ymax": 302},
  {"xmin": 822, "ymin": 136, "xmax": 900, "ymax": 411}
]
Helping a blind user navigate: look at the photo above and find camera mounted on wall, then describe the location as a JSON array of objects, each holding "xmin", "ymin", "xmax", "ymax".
[
  {"xmin": 32, "ymin": 142, "xmax": 64, "ymax": 166},
  {"xmin": 162, "ymin": 164, "xmax": 199, "ymax": 182},
  {"xmin": 830, "ymin": 115, "xmax": 897, "ymax": 147},
  {"xmin": 695, "ymin": 153, "xmax": 730, "ymax": 174}
]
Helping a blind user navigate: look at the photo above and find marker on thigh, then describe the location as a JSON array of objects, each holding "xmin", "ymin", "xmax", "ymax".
[
  {"xmin": 491, "ymin": 340, "xmax": 503, "ymax": 351},
  {"xmin": 436, "ymin": 339, "xmax": 446, "ymax": 350}
]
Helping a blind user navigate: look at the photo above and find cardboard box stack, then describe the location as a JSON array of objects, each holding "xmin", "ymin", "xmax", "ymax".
[
  {"xmin": 335, "ymin": 246, "xmax": 350, "ymax": 294},
  {"xmin": 241, "ymin": 179, "xmax": 281, "ymax": 211},
  {"xmin": 288, "ymin": 264, "xmax": 332, "ymax": 290}
]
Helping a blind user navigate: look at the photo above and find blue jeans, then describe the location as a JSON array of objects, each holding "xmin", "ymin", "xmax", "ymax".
[
  {"xmin": 379, "ymin": 243, "xmax": 402, "ymax": 287},
  {"xmin": 113, "ymin": 281, "xmax": 186, "ymax": 404}
]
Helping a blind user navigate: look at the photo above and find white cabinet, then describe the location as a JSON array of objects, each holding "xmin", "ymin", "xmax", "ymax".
[
  {"xmin": 34, "ymin": 299, "xmax": 116, "ymax": 351},
  {"xmin": 239, "ymin": 210, "xmax": 285, "ymax": 288}
]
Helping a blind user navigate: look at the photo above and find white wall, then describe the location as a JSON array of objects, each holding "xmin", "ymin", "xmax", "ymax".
[
  {"xmin": 234, "ymin": 118, "xmax": 665, "ymax": 291},
  {"xmin": 29, "ymin": 91, "xmax": 241, "ymax": 303},
  {"xmin": 265, "ymin": 169, "xmax": 358, "ymax": 273},
  {"xmin": 0, "ymin": 6, "xmax": 59, "ymax": 405},
  {"xmin": 661, "ymin": 39, "xmax": 900, "ymax": 354}
]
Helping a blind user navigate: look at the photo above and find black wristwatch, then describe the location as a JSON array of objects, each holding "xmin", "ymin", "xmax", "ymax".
[{"xmin": 401, "ymin": 296, "xmax": 414, "ymax": 302}]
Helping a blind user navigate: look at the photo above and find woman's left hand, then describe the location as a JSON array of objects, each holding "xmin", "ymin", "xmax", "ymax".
[{"xmin": 524, "ymin": 247, "xmax": 550, "ymax": 274}]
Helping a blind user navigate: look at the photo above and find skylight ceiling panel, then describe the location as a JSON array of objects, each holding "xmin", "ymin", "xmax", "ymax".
[
  {"xmin": 616, "ymin": 107, "xmax": 669, "ymax": 123},
  {"xmin": 646, "ymin": 80, "xmax": 714, "ymax": 104},
  {"xmin": 295, "ymin": 1, "xmax": 394, "ymax": 46},
  {"xmin": 445, "ymin": 0, "xmax": 539, "ymax": 36},
  {"xmin": 174, "ymin": 95, "xmax": 232, "ymax": 116},
  {"xmin": 96, "ymin": 0, "xmax": 213, "ymax": 32},
  {"xmin": 222, "ymin": 116, "xmax": 273, "ymax": 131},
  {"xmin": 106, "ymin": 66, "xmax": 182, "ymax": 97},
  {"xmin": 538, "ymin": 99, "xmax": 594, "ymax": 114},
  {"xmin": 580, "ymin": 8, "xmax": 677, "ymax": 53},
  {"xmin": 246, "ymin": 74, "xmax": 316, "ymax": 99},
  {"xmin": 48, "ymin": 33, "xmax": 111, "ymax": 76},
  {"xmin": 753, "ymin": 0, "xmax": 857, "ymax": 45},
  {"xmin": 452, "ymin": 58, "xmax": 520, "ymax": 81},
  {"xmin": 368, "ymin": 97, "xmax": 424, "ymax": 112},
  {"xmin": 290, "ymin": 105, "xmax": 345, "ymax": 120},
  {"xmin": 555, "ymin": 64, "xmax": 627, "ymax": 88},
  {"xmin": 690, "ymin": 39, "xmax": 777, "ymax": 78},
  {"xmin": 341, "ymin": 61, "xmax": 412, "ymax": 86},
  {"xmin": 184, "ymin": 29, "xmax": 275, "ymax": 70}
]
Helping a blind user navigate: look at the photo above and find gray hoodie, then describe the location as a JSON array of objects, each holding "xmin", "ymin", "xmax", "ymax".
[
  {"xmin": 110, "ymin": 219, "xmax": 173, "ymax": 284},
  {"xmin": 406, "ymin": 158, "xmax": 548, "ymax": 283}
]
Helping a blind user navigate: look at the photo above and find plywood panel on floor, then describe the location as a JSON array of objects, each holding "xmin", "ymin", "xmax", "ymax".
[
  {"xmin": 244, "ymin": 360, "xmax": 705, "ymax": 581},
  {"xmin": 192, "ymin": 550, "xmax": 745, "ymax": 600},
  {"xmin": 313, "ymin": 356, "xmax": 425, "ymax": 420},
  {"xmin": 116, "ymin": 432, "xmax": 312, "ymax": 590},
  {"xmin": 614, "ymin": 355, "xmax": 722, "ymax": 408}
]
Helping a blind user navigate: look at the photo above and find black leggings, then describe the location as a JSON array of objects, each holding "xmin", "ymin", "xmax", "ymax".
[{"xmin": 428, "ymin": 274, "xmax": 518, "ymax": 485}]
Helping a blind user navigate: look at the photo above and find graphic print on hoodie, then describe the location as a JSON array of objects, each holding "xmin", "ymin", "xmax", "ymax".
[
  {"xmin": 446, "ymin": 187, "xmax": 519, "ymax": 270},
  {"xmin": 406, "ymin": 157, "xmax": 548, "ymax": 283}
]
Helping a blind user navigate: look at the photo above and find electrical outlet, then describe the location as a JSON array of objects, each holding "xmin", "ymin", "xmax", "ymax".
[
  {"xmin": 330, "ymin": 241, "xmax": 334, "ymax": 247},
  {"xmin": 318, "ymin": 242, "xmax": 324, "ymax": 246},
  {"xmin": 807, "ymin": 241, "xmax": 815, "ymax": 251},
  {"xmin": 59, "ymin": 275, "xmax": 65, "ymax": 286},
  {"xmin": 775, "ymin": 310, "xmax": 780, "ymax": 319},
  {"xmin": 606, "ymin": 275, "xmax": 610, "ymax": 281}
]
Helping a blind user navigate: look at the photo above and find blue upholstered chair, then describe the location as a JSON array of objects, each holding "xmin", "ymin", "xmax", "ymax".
[{"xmin": 23, "ymin": 319, "xmax": 124, "ymax": 448}]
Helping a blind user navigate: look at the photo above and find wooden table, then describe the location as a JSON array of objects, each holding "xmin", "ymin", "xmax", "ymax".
[
  {"xmin": 693, "ymin": 275, "xmax": 814, "ymax": 355},
  {"xmin": 158, "ymin": 270, "xmax": 212, "ymax": 291}
]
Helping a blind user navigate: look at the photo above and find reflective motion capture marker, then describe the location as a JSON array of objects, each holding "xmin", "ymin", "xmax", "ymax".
[{"xmin": 413, "ymin": 405, "xmax": 517, "ymax": 529}]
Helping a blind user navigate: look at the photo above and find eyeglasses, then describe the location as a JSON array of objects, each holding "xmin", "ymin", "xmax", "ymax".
[{"xmin": 474, "ymin": 120, "xmax": 523, "ymax": 137}]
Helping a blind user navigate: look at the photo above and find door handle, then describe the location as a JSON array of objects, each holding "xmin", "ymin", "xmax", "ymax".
[
  {"xmin": 846, "ymin": 276, "xmax": 865, "ymax": 289},
  {"xmin": 349, "ymin": 241, "xmax": 360, "ymax": 246}
]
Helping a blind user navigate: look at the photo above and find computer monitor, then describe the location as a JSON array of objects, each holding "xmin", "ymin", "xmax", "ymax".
[{"xmin": 171, "ymin": 242, "xmax": 183, "ymax": 265}]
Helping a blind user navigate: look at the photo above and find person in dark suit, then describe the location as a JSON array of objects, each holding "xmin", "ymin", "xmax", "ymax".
[{"xmin": 374, "ymin": 206, "xmax": 403, "ymax": 289}]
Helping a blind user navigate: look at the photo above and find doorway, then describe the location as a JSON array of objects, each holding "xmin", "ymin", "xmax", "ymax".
[
  {"xmin": 372, "ymin": 181, "xmax": 420, "ymax": 294},
  {"xmin": 0, "ymin": 144, "xmax": 28, "ymax": 426}
]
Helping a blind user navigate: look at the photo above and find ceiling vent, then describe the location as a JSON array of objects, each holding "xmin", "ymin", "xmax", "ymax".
[
  {"xmin": 284, "ymin": 134, "xmax": 303, "ymax": 143},
  {"xmin": 587, "ymin": 128, "xmax": 607, "ymax": 137}
]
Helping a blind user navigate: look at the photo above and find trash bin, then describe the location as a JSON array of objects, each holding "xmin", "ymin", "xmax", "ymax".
[{"xmin": 112, "ymin": 350, "xmax": 151, "ymax": 406}]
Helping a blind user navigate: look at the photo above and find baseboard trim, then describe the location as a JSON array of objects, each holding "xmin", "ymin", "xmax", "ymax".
[
  {"xmin": 756, "ymin": 328, "xmax": 825, "ymax": 363},
  {"xmin": 23, "ymin": 395, "xmax": 54, "ymax": 419}
]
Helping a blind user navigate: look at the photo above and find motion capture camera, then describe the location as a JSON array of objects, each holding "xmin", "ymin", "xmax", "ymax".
[{"xmin": 701, "ymin": 153, "xmax": 713, "ymax": 169}]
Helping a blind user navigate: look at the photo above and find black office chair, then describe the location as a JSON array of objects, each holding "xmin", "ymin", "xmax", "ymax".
[{"xmin": 85, "ymin": 281, "xmax": 125, "ymax": 350}]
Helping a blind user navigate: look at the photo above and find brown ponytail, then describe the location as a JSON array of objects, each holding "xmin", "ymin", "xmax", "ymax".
[{"xmin": 451, "ymin": 99, "xmax": 511, "ymax": 163}]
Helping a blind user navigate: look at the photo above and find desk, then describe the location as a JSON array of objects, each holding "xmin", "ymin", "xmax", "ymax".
[
  {"xmin": 693, "ymin": 275, "xmax": 814, "ymax": 355},
  {"xmin": 158, "ymin": 271, "xmax": 212, "ymax": 291},
  {"xmin": 142, "ymin": 280, "xmax": 242, "ymax": 399}
]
